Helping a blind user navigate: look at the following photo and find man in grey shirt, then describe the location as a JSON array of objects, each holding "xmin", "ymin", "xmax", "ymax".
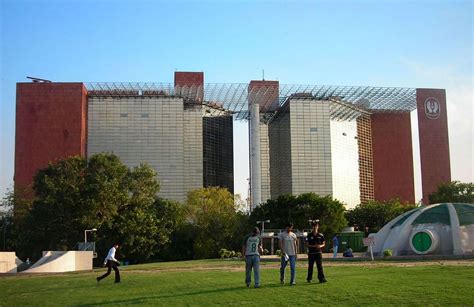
[
  {"xmin": 242, "ymin": 226, "xmax": 263, "ymax": 288},
  {"xmin": 278, "ymin": 223, "xmax": 298, "ymax": 285}
]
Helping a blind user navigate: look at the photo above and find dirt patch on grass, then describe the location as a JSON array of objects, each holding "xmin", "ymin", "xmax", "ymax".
[{"xmin": 124, "ymin": 260, "xmax": 474, "ymax": 274}]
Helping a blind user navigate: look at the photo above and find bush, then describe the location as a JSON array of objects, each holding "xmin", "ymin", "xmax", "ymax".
[
  {"xmin": 383, "ymin": 249, "xmax": 393, "ymax": 257},
  {"xmin": 219, "ymin": 248, "xmax": 241, "ymax": 259}
]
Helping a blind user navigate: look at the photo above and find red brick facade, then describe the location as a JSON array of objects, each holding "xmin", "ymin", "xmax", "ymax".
[
  {"xmin": 174, "ymin": 71, "xmax": 204, "ymax": 101},
  {"xmin": 14, "ymin": 83, "xmax": 88, "ymax": 191},
  {"xmin": 248, "ymin": 80, "xmax": 280, "ymax": 112},
  {"xmin": 371, "ymin": 113, "xmax": 415, "ymax": 203},
  {"xmin": 174, "ymin": 71, "xmax": 204, "ymax": 87},
  {"xmin": 416, "ymin": 89, "xmax": 451, "ymax": 204}
]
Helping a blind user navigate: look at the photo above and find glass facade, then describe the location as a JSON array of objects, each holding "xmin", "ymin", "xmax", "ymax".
[{"xmin": 203, "ymin": 110, "xmax": 234, "ymax": 193}]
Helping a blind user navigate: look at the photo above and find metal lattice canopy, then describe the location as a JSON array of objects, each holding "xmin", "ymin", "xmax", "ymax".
[{"xmin": 85, "ymin": 83, "xmax": 417, "ymax": 120}]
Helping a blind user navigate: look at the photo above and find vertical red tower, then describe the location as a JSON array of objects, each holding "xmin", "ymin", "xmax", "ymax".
[
  {"xmin": 371, "ymin": 113, "xmax": 415, "ymax": 203},
  {"xmin": 416, "ymin": 89, "xmax": 451, "ymax": 204},
  {"xmin": 15, "ymin": 82, "xmax": 88, "ymax": 192},
  {"xmin": 174, "ymin": 71, "xmax": 204, "ymax": 101}
]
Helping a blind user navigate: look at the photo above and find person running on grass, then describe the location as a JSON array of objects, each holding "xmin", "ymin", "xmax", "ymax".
[
  {"xmin": 96, "ymin": 243, "xmax": 121, "ymax": 283},
  {"xmin": 279, "ymin": 222, "xmax": 298, "ymax": 285},
  {"xmin": 242, "ymin": 226, "xmax": 264, "ymax": 288}
]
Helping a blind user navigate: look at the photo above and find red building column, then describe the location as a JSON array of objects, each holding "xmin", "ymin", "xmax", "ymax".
[
  {"xmin": 174, "ymin": 71, "xmax": 204, "ymax": 101},
  {"xmin": 14, "ymin": 82, "xmax": 88, "ymax": 192},
  {"xmin": 371, "ymin": 113, "xmax": 415, "ymax": 203},
  {"xmin": 416, "ymin": 89, "xmax": 451, "ymax": 204}
]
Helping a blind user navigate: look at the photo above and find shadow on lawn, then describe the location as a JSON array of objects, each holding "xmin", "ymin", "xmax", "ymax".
[{"xmin": 73, "ymin": 282, "xmax": 316, "ymax": 306}]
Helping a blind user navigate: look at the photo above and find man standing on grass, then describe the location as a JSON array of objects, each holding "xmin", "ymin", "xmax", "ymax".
[
  {"xmin": 279, "ymin": 223, "xmax": 298, "ymax": 285},
  {"xmin": 242, "ymin": 226, "xmax": 264, "ymax": 288},
  {"xmin": 305, "ymin": 221, "xmax": 327, "ymax": 283},
  {"xmin": 96, "ymin": 243, "xmax": 121, "ymax": 284}
]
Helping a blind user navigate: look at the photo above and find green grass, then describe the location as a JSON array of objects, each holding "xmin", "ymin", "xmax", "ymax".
[{"xmin": 1, "ymin": 260, "xmax": 473, "ymax": 306}]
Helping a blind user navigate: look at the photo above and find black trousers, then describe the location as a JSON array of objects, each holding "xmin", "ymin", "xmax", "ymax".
[
  {"xmin": 97, "ymin": 260, "xmax": 120, "ymax": 282},
  {"xmin": 307, "ymin": 253, "xmax": 325, "ymax": 282}
]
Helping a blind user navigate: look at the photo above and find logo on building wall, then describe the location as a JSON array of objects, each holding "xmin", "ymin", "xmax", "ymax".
[{"xmin": 424, "ymin": 97, "xmax": 441, "ymax": 120}]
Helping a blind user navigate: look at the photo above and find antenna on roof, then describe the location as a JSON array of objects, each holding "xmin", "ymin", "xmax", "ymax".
[
  {"xmin": 26, "ymin": 76, "xmax": 52, "ymax": 83},
  {"xmin": 262, "ymin": 69, "xmax": 265, "ymax": 81}
]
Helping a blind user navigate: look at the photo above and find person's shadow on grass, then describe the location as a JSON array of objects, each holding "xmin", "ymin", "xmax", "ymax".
[{"xmin": 74, "ymin": 282, "xmax": 302, "ymax": 306}]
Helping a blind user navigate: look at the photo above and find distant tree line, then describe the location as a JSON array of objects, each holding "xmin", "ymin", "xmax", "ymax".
[{"xmin": 1, "ymin": 153, "xmax": 471, "ymax": 263}]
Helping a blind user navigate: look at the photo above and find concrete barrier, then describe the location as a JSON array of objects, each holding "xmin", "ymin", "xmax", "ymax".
[
  {"xmin": 22, "ymin": 251, "xmax": 93, "ymax": 273},
  {"xmin": 0, "ymin": 252, "xmax": 19, "ymax": 273}
]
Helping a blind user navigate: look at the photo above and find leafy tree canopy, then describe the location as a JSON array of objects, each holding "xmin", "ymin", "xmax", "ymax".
[
  {"xmin": 345, "ymin": 199, "xmax": 418, "ymax": 233},
  {"xmin": 178, "ymin": 187, "xmax": 245, "ymax": 259},
  {"xmin": 14, "ymin": 153, "xmax": 176, "ymax": 262},
  {"xmin": 249, "ymin": 193, "xmax": 347, "ymax": 237},
  {"xmin": 429, "ymin": 181, "xmax": 474, "ymax": 204}
]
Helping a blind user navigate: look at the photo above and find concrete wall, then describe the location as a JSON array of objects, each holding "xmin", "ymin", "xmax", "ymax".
[
  {"xmin": 87, "ymin": 96, "xmax": 202, "ymax": 202},
  {"xmin": 331, "ymin": 119, "xmax": 360, "ymax": 208},
  {"xmin": 0, "ymin": 252, "xmax": 18, "ymax": 273},
  {"xmin": 259, "ymin": 121, "xmax": 271, "ymax": 202},
  {"xmin": 23, "ymin": 251, "xmax": 93, "ymax": 273},
  {"xmin": 289, "ymin": 99, "xmax": 332, "ymax": 197}
]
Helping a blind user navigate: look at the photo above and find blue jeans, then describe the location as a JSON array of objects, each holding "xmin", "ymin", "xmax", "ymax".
[
  {"xmin": 333, "ymin": 245, "xmax": 338, "ymax": 258},
  {"xmin": 280, "ymin": 255, "xmax": 296, "ymax": 283},
  {"xmin": 245, "ymin": 255, "xmax": 260, "ymax": 286}
]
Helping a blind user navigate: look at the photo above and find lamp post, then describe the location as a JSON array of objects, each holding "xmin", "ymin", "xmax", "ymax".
[
  {"xmin": 256, "ymin": 220, "xmax": 270, "ymax": 235},
  {"xmin": 84, "ymin": 228, "xmax": 97, "ymax": 243}
]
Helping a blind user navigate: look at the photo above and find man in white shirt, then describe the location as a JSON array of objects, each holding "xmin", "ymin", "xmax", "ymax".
[
  {"xmin": 96, "ymin": 243, "xmax": 121, "ymax": 283},
  {"xmin": 278, "ymin": 223, "xmax": 298, "ymax": 285}
]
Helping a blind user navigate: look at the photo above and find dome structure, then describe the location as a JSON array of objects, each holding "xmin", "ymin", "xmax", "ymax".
[{"xmin": 371, "ymin": 203, "xmax": 474, "ymax": 256}]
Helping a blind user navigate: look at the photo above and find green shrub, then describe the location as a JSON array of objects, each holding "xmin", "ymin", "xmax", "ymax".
[{"xmin": 383, "ymin": 249, "xmax": 393, "ymax": 257}]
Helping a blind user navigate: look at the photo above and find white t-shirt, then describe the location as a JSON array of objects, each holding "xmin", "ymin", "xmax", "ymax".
[
  {"xmin": 279, "ymin": 232, "xmax": 297, "ymax": 256},
  {"xmin": 104, "ymin": 247, "xmax": 118, "ymax": 264}
]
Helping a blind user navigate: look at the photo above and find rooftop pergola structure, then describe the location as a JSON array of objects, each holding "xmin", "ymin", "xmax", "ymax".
[{"xmin": 86, "ymin": 82, "xmax": 417, "ymax": 119}]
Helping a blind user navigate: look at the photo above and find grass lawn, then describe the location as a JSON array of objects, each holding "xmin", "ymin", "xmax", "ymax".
[{"xmin": 1, "ymin": 259, "xmax": 473, "ymax": 306}]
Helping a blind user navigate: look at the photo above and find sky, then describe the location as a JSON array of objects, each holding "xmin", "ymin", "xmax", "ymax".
[{"xmin": 0, "ymin": 0, "xmax": 472, "ymax": 202}]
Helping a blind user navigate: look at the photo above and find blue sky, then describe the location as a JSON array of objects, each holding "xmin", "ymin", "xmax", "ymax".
[{"xmin": 1, "ymin": 0, "xmax": 472, "ymax": 201}]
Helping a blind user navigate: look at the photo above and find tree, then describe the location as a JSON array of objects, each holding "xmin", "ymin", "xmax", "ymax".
[
  {"xmin": 429, "ymin": 181, "xmax": 474, "ymax": 204},
  {"xmin": 177, "ymin": 187, "xmax": 245, "ymax": 259},
  {"xmin": 97, "ymin": 163, "xmax": 162, "ymax": 263},
  {"xmin": 249, "ymin": 193, "xmax": 347, "ymax": 237},
  {"xmin": 15, "ymin": 153, "xmax": 174, "ymax": 262},
  {"xmin": 0, "ymin": 190, "xmax": 15, "ymax": 251},
  {"xmin": 345, "ymin": 199, "xmax": 418, "ymax": 233}
]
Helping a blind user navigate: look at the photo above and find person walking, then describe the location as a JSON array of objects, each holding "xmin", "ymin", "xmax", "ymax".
[
  {"xmin": 242, "ymin": 226, "xmax": 263, "ymax": 288},
  {"xmin": 278, "ymin": 223, "xmax": 298, "ymax": 285},
  {"xmin": 332, "ymin": 234, "xmax": 339, "ymax": 259},
  {"xmin": 96, "ymin": 243, "xmax": 121, "ymax": 283},
  {"xmin": 305, "ymin": 221, "xmax": 327, "ymax": 283}
]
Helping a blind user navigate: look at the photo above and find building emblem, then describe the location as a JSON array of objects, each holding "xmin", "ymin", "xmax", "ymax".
[{"xmin": 424, "ymin": 97, "xmax": 440, "ymax": 120}]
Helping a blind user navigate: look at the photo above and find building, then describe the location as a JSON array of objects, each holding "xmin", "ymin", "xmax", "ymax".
[
  {"xmin": 15, "ymin": 72, "xmax": 233, "ymax": 202},
  {"xmin": 247, "ymin": 81, "xmax": 450, "ymax": 209},
  {"xmin": 15, "ymin": 73, "xmax": 450, "ymax": 208}
]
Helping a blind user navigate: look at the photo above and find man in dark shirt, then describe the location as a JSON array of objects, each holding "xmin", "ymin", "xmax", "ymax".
[{"xmin": 305, "ymin": 221, "xmax": 327, "ymax": 283}]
